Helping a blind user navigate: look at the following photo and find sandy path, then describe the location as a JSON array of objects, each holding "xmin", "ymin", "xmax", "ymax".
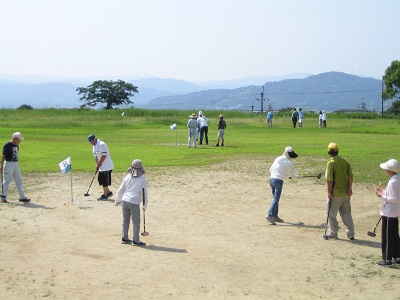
[{"xmin": 1, "ymin": 160, "xmax": 399, "ymax": 299}]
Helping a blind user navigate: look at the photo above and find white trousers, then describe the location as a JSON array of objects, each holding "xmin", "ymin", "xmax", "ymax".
[{"xmin": 2, "ymin": 161, "xmax": 26, "ymax": 199}]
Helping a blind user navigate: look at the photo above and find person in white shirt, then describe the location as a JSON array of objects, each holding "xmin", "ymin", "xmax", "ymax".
[
  {"xmin": 115, "ymin": 159, "xmax": 148, "ymax": 246},
  {"xmin": 88, "ymin": 134, "xmax": 114, "ymax": 200},
  {"xmin": 375, "ymin": 159, "xmax": 400, "ymax": 267},
  {"xmin": 197, "ymin": 111, "xmax": 209, "ymax": 145},
  {"xmin": 187, "ymin": 113, "xmax": 198, "ymax": 148},
  {"xmin": 321, "ymin": 110, "xmax": 327, "ymax": 128},
  {"xmin": 266, "ymin": 146, "xmax": 300, "ymax": 225}
]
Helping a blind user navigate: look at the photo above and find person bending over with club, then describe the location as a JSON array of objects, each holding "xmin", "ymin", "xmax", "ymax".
[
  {"xmin": 374, "ymin": 159, "xmax": 400, "ymax": 267},
  {"xmin": 88, "ymin": 134, "xmax": 114, "ymax": 200},
  {"xmin": 115, "ymin": 159, "xmax": 148, "ymax": 246},
  {"xmin": 1, "ymin": 132, "xmax": 31, "ymax": 203},
  {"xmin": 324, "ymin": 142, "xmax": 354, "ymax": 240},
  {"xmin": 266, "ymin": 146, "xmax": 301, "ymax": 225}
]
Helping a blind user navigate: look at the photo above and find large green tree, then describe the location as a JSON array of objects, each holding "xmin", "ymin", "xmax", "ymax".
[
  {"xmin": 383, "ymin": 60, "xmax": 400, "ymax": 100},
  {"xmin": 77, "ymin": 79, "xmax": 138, "ymax": 109}
]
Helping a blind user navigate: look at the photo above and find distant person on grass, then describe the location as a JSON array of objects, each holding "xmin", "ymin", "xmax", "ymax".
[
  {"xmin": 1, "ymin": 132, "xmax": 31, "ymax": 203},
  {"xmin": 187, "ymin": 113, "xmax": 198, "ymax": 148},
  {"xmin": 266, "ymin": 146, "xmax": 300, "ymax": 225},
  {"xmin": 321, "ymin": 110, "xmax": 327, "ymax": 128},
  {"xmin": 291, "ymin": 109, "xmax": 299, "ymax": 128},
  {"xmin": 324, "ymin": 142, "xmax": 355, "ymax": 240},
  {"xmin": 115, "ymin": 159, "xmax": 148, "ymax": 246},
  {"xmin": 319, "ymin": 111, "xmax": 323, "ymax": 128},
  {"xmin": 298, "ymin": 108, "xmax": 304, "ymax": 128},
  {"xmin": 88, "ymin": 134, "xmax": 114, "ymax": 200},
  {"xmin": 215, "ymin": 114, "xmax": 226, "ymax": 147},
  {"xmin": 266, "ymin": 110, "xmax": 273, "ymax": 127},
  {"xmin": 197, "ymin": 111, "xmax": 209, "ymax": 145},
  {"xmin": 374, "ymin": 159, "xmax": 400, "ymax": 267}
]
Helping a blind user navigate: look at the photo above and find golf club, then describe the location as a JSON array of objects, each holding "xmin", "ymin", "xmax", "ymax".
[
  {"xmin": 367, "ymin": 217, "xmax": 382, "ymax": 237},
  {"xmin": 83, "ymin": 169, "xmax": 98, "ymax": 196},
  {"xmin": 322, "ymin": 199, "xmax": 332, "ymax": 240},
  {"xmin": 141, "ymin": 187, "xmax": 149, "ymax": 236},
  {"xmin": 300, "ymin": 172, "xmax": 322, "ymax": 179}
]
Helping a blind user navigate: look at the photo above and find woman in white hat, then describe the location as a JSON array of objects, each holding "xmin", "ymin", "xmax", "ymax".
[
  {"xmin": 375, "ymin": 159, "xmax": 400, "ymax": 267},
  {"xmin": 115, "ymin": 159, "xmax": 148, "ymax": 246}
]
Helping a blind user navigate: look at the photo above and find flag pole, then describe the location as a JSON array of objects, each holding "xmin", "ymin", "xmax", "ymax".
[{"xmin": 69, "ymin": 167, "xmax": 74, "ymax": 205}]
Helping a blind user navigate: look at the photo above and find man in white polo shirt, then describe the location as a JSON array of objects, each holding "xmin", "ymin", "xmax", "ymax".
[{"xmin": 88, "ymin": 134, "xmax": 114, "ymax": 200}]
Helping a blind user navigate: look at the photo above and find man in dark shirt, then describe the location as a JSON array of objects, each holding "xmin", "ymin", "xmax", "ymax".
[{"xmin": 1, "ymin": 132, "xmax": 31, "ymax": 203}]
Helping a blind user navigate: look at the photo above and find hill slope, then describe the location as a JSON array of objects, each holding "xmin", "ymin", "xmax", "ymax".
[{"xmin": 146, "ymin": 72, "xmax": 382, "ymax": 112}]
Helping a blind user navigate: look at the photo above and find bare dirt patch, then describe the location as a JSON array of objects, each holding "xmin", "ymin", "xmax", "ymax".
[{"xmin": 1, "ymin": 160, "xmax": 399, "ymax": 299}]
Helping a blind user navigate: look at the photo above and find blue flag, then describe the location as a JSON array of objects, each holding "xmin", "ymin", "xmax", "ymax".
[{"xmin": 59, "ymin": 157, "xmax": 72, "ymax": 175}]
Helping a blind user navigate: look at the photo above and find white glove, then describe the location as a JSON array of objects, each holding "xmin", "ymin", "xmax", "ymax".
[{"xmin": 114, "ymin": 200, "xmax": 121, "ymax": 206}]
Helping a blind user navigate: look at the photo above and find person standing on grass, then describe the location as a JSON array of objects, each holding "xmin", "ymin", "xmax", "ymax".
[
  {"xmin": 266, "ymin": 110, "xmax": 273, "ymax": 127},
  {"xmin": 88, "ymin": 134, "xmax": 114, "ymax": 200},
  {"xmin": 0, "ymin": 132, "xmax": 31, "ymax": 203},
  {"xmin": 325, "ymin": 142, "xmax": 355, "ymax": 240},
  {"xmin": 197, "ymin": 111, "xmax": 209, "ymax": 145},
  {"xmin": 322, "ymin": 110, "xmax": 327, "ymax": 128},
  {"xmin": 298, "ymin": 108, "xmax": 304, "ymax": 128},
  {"xmin": 266, "ymin": 146, "xmax": 300, "ymax": 225},
  {"xmin": 319, "ymin": 111, "xmax": 323, "ymax": 128},
  {"xmin": 215, "ymin": 114, "xmax": 226, "ymax": 147},
  {"xmin": 374, "ymin": 159, "xmax": 400, "ymax": 267},
  {"xmin": 187, "ymin": 113, "xmax": 198, "ymax": 148},
  {"xmin": 115, "ymin": 159, "xmax": 148, "ymax": 246},
  {"xmin": 291, "ymin": 109, "xmax": 299, "ymax": 128}
]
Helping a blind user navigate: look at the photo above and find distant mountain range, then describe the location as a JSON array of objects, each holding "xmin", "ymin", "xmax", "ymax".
[{"xmin": 0, "ymin": 72, "xmax": 386, "ymax": 112}]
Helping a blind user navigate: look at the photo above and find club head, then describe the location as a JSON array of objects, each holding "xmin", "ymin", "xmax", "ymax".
[
  {"xmin": 84, "ymin": 193, "xmax": 90, "ymax": 197},
  {"xmin": 322, "ymin": 234, "xmax": 329, "ymax": 240},
  {"xmin": 367, "ymin": 231, "xmax": 376, "ymax": 237},
  {"xmin": 141, "ymin": 232, "xmax": 149, "ymax": 236}
]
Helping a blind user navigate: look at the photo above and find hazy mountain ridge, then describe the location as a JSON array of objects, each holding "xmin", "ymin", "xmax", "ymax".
[
  {"xmin": 0, "ymin": 72, "xmax": 384, "ymax": 111},
  {"xmin": 146, "ymin": 72, "xmax": 383, "ymax": 112}
]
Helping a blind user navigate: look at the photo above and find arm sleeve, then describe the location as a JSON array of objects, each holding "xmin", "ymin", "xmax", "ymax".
[
  {"xmin": 115, "ymin": 178, "xmax": 126, "ymax": 202},
  {"xmin": 382, "ymin": 179, "xmax": 400, "ymax": 204}
]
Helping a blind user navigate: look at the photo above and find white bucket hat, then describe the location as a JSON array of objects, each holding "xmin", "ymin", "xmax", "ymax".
[
  {"xmin": 380, "ymin": 159, "xmax": 400, "ymax": 173},
  {"xmin": 129, "ymin": 159, "xmax": 146, "ymax": 177}
]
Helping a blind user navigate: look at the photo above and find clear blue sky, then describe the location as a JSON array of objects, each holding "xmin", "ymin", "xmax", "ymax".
[{"xmin": 0, "ymin": 0, "xmax": 398, "ymax": 82}]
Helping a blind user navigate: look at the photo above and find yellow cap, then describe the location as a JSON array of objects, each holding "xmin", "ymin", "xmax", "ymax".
[{"xmin": 327, "ymin": 142, "xmax": 339, "ymax": 152}]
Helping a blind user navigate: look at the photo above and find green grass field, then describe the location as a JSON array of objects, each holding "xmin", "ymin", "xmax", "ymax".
[{"xmin": 0, "ymin": 108, "xmax": 399, "ymax": 184}]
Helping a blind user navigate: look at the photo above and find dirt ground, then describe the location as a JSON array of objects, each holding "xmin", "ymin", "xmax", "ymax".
[{"xmin": 1, "ymin": 159, "xmax": 400, "ymax": 299}]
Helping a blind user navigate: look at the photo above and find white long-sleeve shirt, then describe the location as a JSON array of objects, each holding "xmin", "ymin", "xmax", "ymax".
[
  {"xmin": 380, "ymin": 174, "xmax": 400, "ymax": 218},
  {"xmin": 269, "ymin": 155, "xmax": 298, "ymax": 181},
  {"xmin": 115, "ymin": 174, "xmax": 148, "ymax": 209}
]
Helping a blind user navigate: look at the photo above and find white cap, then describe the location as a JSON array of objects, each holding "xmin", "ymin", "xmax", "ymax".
[
  {"xmin": 12, "ymin": 132, "xmax": 24, "ymax": 140},
  {"xmin": 283, "ymin": 146, "xmax": 298, "ymax": 158}
]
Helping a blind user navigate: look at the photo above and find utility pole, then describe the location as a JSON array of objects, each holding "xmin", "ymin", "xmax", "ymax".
[{"xmin": 256, "ymin": 86, "xmax": 265, "ymax": 113}]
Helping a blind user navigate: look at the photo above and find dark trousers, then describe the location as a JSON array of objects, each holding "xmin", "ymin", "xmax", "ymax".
[
  {"xmin": 381, "ymin": 216, "xmax": 400, "ymax": 261},
  {"xmin": 200, "ymin": 126, "xmax": 208, "ymax": 144},
  {"xmin": 292, "ymin": 118, "xmax": 297, "ymax": 128}
]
